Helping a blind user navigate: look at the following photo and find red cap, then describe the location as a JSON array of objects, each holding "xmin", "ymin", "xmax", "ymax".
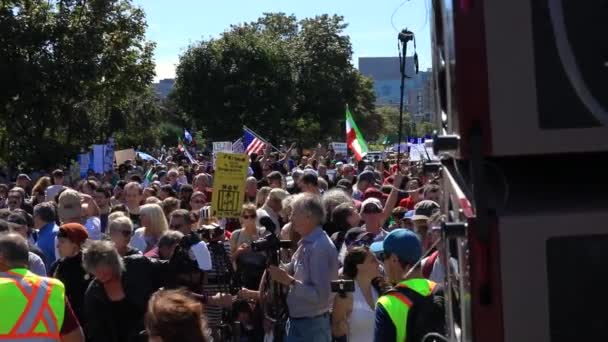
[
  {"xmin": 58, "ymin": 223, "xmax": 89, "ymax": 245},
  {"xmin": 364, "ymin": 187, "xmax": 388, "ymax": 201}
]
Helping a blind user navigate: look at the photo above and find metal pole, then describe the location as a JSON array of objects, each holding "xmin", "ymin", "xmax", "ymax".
[{"xmin": 397, "ymin": 29, "xmax": 414, "ymax": 165}]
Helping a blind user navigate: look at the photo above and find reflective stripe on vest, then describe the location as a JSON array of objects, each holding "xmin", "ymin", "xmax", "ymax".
[
  {"xmin": 0, "ymin": 269, "xmax": 65, "ymax": 341},
  {"xmin": 377, "ymin": 278, "xmax": 437, "ymax": 342}
]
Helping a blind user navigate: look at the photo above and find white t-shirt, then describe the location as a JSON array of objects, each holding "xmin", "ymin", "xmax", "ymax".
[
  {"xmin": 348, "ymin": 282, "xmax": 379, "ymax": 342},
  {"xmin": 45, "ymin": 185, "xmax": 65, "ymax": 202},
  {"xmin": 130, "ymin": 228, "xmax": 148, "ymax": 253},
  {"xmin": 422, "ymin": 255, "xmax": 459, "ymax": 283}
]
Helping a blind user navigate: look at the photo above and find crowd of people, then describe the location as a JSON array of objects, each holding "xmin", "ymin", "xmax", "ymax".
[{"xmin": 0, "ymin": 145, "xmax": 451, "ymax": 342}]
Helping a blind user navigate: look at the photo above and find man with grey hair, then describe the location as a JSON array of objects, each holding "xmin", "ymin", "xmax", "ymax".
[
  {"xmin": 245, "ymin": 176, "xmax": 258, "ymax": 203},
  {"xmin": 257, "ymin": 188, "xmax": 289, "ymax": 235},
  {"xmin": 321, "ymin": 188, "xmax": 353, "ymax": 235},
  {"xmin": 0, "ymin": 232, "xmax": 85, "ymax": 341},
  {"xmin": 7, "ymin": 187, "xmax": 32, "ymax": 214},
  {"xmin": 268, "ymin": 193, "xmax": 339, "ymax": 342}
]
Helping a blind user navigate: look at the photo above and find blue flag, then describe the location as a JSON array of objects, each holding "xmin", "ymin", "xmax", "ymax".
[{"xmin": 184, "ymin": 129, "xmax": 193, "ymax": 143}]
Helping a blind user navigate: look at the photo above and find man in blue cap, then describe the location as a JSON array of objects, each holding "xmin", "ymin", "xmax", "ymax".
[{"xmin": 373, "ymin": 229, "xmax": 445, "ymax": 342}]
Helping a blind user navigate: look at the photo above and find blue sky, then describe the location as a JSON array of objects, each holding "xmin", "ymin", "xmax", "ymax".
[{"xmin": 134, "ymin": 0, "xmax": 432, "ymax": 81}]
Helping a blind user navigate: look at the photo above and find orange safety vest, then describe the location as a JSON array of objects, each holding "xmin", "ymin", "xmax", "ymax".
[{"xmin": 0, "ymin": 268, "xmax": 66, "ymax": 341}]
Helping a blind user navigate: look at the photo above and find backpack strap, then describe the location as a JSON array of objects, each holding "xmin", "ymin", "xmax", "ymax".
[{"xmin": 422, "ymin": 250, "xmax": 440, "ymax": 279}]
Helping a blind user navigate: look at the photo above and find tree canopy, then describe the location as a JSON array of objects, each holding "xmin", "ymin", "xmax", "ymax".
[
  {"xmin": 172, "ymin": 13, "xmax": 377, "ymax": 147},
  {"xmin": 0, "ymin": 0, "xmax": 156, "ymax": 169}
]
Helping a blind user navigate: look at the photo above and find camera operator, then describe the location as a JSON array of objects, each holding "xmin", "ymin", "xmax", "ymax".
[
  {"xmin": 267, "ymin": 193, "xmax": 339, "ymax": 342},
  {"xmin": 83, "ymin": 240, "xmax": 231, "ymax": 342},
  {"xmin": 199, "ymin": 222, "xmax": 238, "ymax": 337}
]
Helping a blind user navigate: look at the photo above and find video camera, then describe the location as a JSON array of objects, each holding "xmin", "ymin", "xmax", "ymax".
[
  {"xmin": 331, "ymin": 279, "xmax": 355, "ymax": 298},
  {"xmin": 251, "ymin": 217, "xmax": 291, "ymax": 266},
  {"xmin": 198, "ymin": 223, "xmax": 225, "ymax": 241},
  {"xmin": 251, "ymin": 233, "xmax": 292, "ymax": 254}
]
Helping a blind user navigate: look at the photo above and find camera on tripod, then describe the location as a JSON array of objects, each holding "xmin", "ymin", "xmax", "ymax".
[
  {"xmin": 331, "ymin": 279, "xmax": 355, "ymax": 298},
  {"xmin": 198, "ymin": 223, "xmax": 225, "ymax": 241},
  {"xmin": 251, "ymin": 233, "xmax": 292, "ymax": 253}
]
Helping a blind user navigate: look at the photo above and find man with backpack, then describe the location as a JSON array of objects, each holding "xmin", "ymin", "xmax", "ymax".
[{"xmin": 373, "ymin": 229, "xmax": 446, "ymax": 342}]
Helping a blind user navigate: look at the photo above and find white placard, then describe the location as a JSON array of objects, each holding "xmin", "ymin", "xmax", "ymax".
[
  {"xmin": 213, "ymin": 142, "xmax": 233, "ymax": 153},
  {"xmin": 331, "ymin": 142, "xmax": 348, "ymax": 156}
]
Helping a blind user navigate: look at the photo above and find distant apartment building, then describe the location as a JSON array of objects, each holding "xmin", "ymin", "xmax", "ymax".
[
  {"xmin": 358, "ymin": 57, "xmax": 435, "ymax": 122},
  {"xmin": 153, "ymin": 78, "xmax": 175, "ymax": 99}
]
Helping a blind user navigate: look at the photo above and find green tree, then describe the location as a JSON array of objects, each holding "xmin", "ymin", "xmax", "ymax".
[
  {"xmin": 375, "ymin": 106, "xmax": 415, "ymax": 143},
  {"xmin": 416, "ymin": 121, "xmax": 436, "ymax": 137},
  {"xmin": 172, "ymin": 13, "xmax": 376, "ymax": 147},
  {"xmin": 0, "ymin": 0, "xmax": 156, "ymax": 169}
]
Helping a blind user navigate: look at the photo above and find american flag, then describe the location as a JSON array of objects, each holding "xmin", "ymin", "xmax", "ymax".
[
  {"xmin": 244, "ymin": 128, "xmax": 266, "ymax": 155},
  {"xmin": 232, "ymin": 138, "xmax": 245, "ymax": 154}
]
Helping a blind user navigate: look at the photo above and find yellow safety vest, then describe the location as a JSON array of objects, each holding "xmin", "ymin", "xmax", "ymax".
[
  {"xmin": 377, "ymin": 278, "xmax": 437, "ymax": 342},
  {"xmin": 0, "ymin": 268, "xmax": 66, "ymax": 341}
]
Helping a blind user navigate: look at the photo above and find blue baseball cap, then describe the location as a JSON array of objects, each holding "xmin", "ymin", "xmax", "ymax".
[
  {"xmin": 381, "ymin": 229, "xmax": 422, "ymax": 265},
  {"xmin": 370, "ymin": 241, "xmax": 383, "ymax": 255}
]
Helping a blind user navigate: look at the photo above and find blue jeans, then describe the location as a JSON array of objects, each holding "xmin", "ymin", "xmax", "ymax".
[{"xmin": 285, "ymin": 313, "xmax": 331, "ymax": 342}]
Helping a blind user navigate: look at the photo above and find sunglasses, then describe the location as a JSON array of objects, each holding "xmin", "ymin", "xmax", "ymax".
[
  {"xmin": 263, "ymin": 168, "xmax": 271, "ymax": 172},
  {"xmin": 350, "ymin": 239, "xmax": 374, "ymax": 247},
  {"xmin": 242, "ymin": 215, "xmax": 256, "ymax": 219},
  {"xmin": 169, "ymin": 224, "xmax": 184, "ymax": 230},
  {"xmin": 191, "ymin": 200, "xmax": 205, "ymax": 204}
]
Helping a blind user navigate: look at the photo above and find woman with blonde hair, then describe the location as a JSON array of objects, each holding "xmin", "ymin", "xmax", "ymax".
[
  {"xmin": 255, "ymin": 186, "xmax": 271, "ymax": 208},
  {"xmin": 130, "ymin": 203, "xmax": 168, "ymax": 253}
]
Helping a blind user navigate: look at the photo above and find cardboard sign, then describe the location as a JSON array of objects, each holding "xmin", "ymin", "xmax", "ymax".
[
  {"xmin": 115, "ymin": 148, "xmax": 136, "ymax": 166},
  {"xmin": 331, "ymin": 142, "xmax": 348, "ymax": 157},
  {"xmin": 211, "ymin": 153, "xmax": 249, "ymax": 218}
]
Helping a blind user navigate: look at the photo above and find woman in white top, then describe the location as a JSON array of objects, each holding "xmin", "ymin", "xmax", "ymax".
[
  {"xmin": 332, "ymin": 246, "xmax": 387, "ymax": 342},
  {"xmin": 130, "ymin": 203, "xmax": 168, "ymax": 253}
]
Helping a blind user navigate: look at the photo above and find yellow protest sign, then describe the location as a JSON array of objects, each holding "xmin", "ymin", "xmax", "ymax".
[{"xmin": 211, "ymin": 153, "xmax": 249, "ymax": 218}]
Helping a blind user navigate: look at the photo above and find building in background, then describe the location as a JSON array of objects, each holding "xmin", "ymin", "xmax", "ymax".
[
  {"xmin": 358, "ymin": 57, "xmax": 435, "ymax": 122},
  {"xmin": 153, "ymin": 78, "xmax": 175, "ymax": 99}
]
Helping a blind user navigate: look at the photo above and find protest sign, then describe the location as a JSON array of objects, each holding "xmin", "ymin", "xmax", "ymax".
[
  {"xmin": 408, "ymin": 144, "xmax": 424, "ymax": 161},
  {"xmin": 104, "ymin": 137, "xmax": 115, "ymax": 172},
  {"xmin": 213, "ymin": 142, "xmax": 233, "ymax": 154},
  {"xmin": 211, "ymin": 153, "xmax": 249, "ymax": 218},
  {"xmin": 93, "ymin": 145, "xmax": 105, "ymax": 174},
  {"xmin": 212, "ymin": 141, "xmax": 233, "ymax": 167},
  {"xmin": 331, "ymin": 142, "xmax": 348, "ymax": 157},
  {"xmin": 115, "ymin": 148, "xmax": 136, "ymax": 166},
  {"xmin": 78, "ymin": 152, "xmax": 92, "ymax": 178}
]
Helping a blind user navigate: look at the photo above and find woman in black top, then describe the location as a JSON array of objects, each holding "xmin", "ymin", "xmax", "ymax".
[{"xmin": 51, "ymin": 223, "xmax": 92, "ymax": 325}]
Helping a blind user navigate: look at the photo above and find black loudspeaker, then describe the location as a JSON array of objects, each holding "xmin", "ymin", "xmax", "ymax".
[{"xmin": 432, "ymin": 0, "xmax": 608, "ymax": 157}]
